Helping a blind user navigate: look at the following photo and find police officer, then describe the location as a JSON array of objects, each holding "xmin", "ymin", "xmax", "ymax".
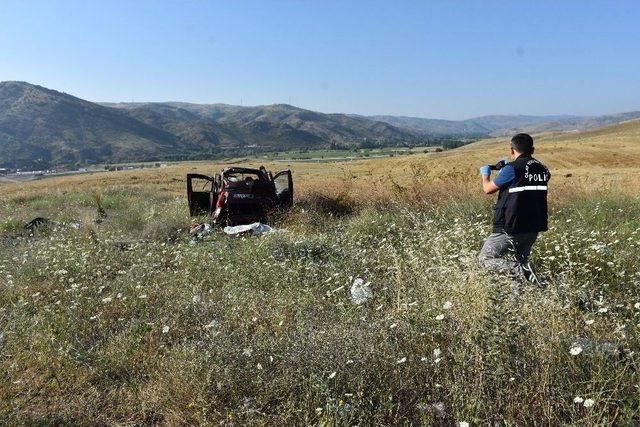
[{"xmin": 478, "ymin": 133, "xmax": 550, "ymax": 286}]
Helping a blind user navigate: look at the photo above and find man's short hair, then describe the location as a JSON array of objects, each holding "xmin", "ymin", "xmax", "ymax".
[{"xmin": 511, "ymin": 133, "xmax": 534, "ymax": 155}]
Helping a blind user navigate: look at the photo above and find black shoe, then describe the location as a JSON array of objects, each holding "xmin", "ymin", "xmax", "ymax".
[{"xmin": 521, "ymin": 262, "xmax": 546, "ymax": 289}]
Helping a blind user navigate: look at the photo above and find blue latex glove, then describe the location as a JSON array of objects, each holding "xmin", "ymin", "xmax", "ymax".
[{"xmin": 479, "ymin": 165, "xmax": 491, "ymax": 176}]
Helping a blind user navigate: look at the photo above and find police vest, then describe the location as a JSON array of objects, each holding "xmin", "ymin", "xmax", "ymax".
[{"xmin": 493, "ymin": 156, "xmax": 550, "ymax": 234}]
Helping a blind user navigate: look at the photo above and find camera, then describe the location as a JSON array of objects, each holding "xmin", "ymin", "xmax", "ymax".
[{"xmin": 489, "ymin": 160, "xmax": 508, "ymax": 171}]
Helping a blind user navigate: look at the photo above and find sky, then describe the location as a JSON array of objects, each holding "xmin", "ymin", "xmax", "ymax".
[{"xmin": 0, "ymin": 0, "xmax": 639, "ymax": 120}]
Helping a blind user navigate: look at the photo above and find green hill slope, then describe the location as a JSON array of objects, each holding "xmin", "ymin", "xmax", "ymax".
[{"xmin": 0, "ymin": 81, "xmax": 180, "ymax": 168}]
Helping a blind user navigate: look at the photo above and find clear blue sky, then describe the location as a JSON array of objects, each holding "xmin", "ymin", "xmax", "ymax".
[{"xmin": 1, "ymin": 0, "xmax": 639, "ymax": 120}]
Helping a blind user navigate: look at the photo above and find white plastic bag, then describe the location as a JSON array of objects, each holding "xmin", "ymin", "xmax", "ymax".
[{"xmin": 350, "ymin": 277, "xmax": 372, "ymax": 304}]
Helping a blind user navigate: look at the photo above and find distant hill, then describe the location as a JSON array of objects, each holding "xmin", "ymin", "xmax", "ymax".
[
  {"xmin": 0, "ymin": 82, "xmax": 420, "ymax": 168},
  {"xmin": 489, "ymin": 111, "xmax": 640, "ymax": 136},
  {"xmin": 368, "ymin": 112, "xmax": 640, "ymax": 139},
  {"xmin": 363, "ymin": 115, "xmax": 490, "ymax": 137},
  {"xmin": 366, "ymin": 114, "xmax": 586, "ymax": 137},
  {"xmin": 105, "ymin": 102, "xmax": 422, "ymax": 151}
]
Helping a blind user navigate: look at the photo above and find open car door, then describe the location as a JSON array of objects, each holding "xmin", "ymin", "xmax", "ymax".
[
  {"xmin": 187, "ymin": 174, "xmax": 216, "ymax": 216},
  {"xmin": 273, "ymin": 170, "xmax": 293, "ymax": 208}
]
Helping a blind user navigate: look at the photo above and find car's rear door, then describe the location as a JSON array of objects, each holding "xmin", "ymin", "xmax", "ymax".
[
  {"xmin": 273, "ymin": 170, "xmax": 293, "ymax": 208},
  {"xmin": 186, "ymin": 173, "xmax": 216, "ymax": 216}
]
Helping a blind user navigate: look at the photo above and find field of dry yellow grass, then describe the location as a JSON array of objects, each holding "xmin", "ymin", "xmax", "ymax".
[{"xmin": 2, "ymin": 119, "xmax": 639, "ymax": 204}]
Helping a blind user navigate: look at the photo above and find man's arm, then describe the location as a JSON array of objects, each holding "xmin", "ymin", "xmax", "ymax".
[
  {"xmin": 480, "ymin": 163, "xmax": 515, "ymax": 195},
  {"xmin": 482, "ymin": 175, "xmax": 500, "ymax": 194}
]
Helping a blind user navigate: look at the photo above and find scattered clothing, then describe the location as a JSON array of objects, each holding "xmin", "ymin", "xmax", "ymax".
[
  {"xmin": 223, "ymin": 222, "xmax": 273, "ymax": 237},
  {"xmin": 189, "ymin": 223, "xmax": 214, "ymax": 243}
]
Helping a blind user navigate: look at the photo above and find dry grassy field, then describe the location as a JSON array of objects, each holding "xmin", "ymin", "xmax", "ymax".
[
  {"xmin": 1, "ymin": 121, "xmax": 640, "ymax": 424},
  {"xmin": 2, "ymin": 119, "xmax": 639, "ymax": 203}
]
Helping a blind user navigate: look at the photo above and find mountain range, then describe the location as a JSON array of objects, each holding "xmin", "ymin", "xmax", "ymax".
[{"xmin": 1, "ymin": 81, "xmax": 639, "ymax": 169}]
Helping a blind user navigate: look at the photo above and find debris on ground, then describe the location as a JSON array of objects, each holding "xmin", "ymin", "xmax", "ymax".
[
  {"xmin": 24, "ymin": 217, "xmax": 81, "ymax": 231},
  {"xmin": 189, "ymin": 223, "xmax": 215, "ymax": 243},
  {"xmin": 223, "ymin": 222, "xmax": 273, "ymax": 237},
  {"xmin": 350, "ymin": 277, "xmax": 372, "ymax": 304},
  {"xmin": 189, "ymin": 222, "xmax": 213, "ymax": 236}
]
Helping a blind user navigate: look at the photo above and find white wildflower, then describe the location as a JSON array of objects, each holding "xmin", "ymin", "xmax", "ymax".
[
  {"xmin": 583, "ymin": 398, "xmax": 594, "ymax": 408},
  {"xmin": 397, "ymin": 357, "xmax": 407, "ymax": 364},
  {"xmin": 433, "ymin": 348, "xmax": 442, "ymax": 358},
  {"xmin": 634, "ymin": 302, "xmax": 640, "ymax": 310},
  {"xmin": 585, "ymin": 319, "xmax": 595, "ymax": 325},
  {"xmin": 101, "ymin": 297, "xmax": 112, "ymax": 303},
  {"xmin": 435, "ymin": 314, "xmax": 445, "ymax": 321},
  {"xmin": 459, "ymin": 422, "xmax": 470, "ymax": 427},
  {"xmin": 442, "ymin": 301, "xmax": 453, "ymax": 310},
  {"xmin": 243, "ymin": 348, "xmax": 253, "ymax": 356},
  {"xmin": 328, "ymin": 371, "xmax": 336, "ymax": 379},
  {"xmin": 162, "ymin": 325, "xmax": 170, "ymax": 334},
  {"xmin": 573, "ymin": 396, "xmax": 584, "ymax": 403}
]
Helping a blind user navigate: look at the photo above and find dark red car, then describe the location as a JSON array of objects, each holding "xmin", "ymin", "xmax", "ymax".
[{"xmin": 187, "ymin": 166, "xmax": 293, "ymax": 225}]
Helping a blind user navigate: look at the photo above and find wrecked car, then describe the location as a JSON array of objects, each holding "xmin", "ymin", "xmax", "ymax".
[{"xmin": 187, "ymin": 166, "xmax": 293, "ymax": 225}]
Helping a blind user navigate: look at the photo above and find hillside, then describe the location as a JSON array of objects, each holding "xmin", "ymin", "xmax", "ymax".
[
  {"xmin": 0, "ymin": 82, "xmax": 420, "ymax": 169},
  {"xmin": 368, "ymin": 114, "xmax": 586, "ymax": 137},
  {"xmin": 364, "ymin": 115, "xmax": 490, "ymax": 137},
  {"xmin": 106, "ymin": 102, "xmax": 422, "ymax": 150},
  {"xmin": 0, "ymin": 81, "xmax": 180, "ymax": 169},
  {"xmin": 489, "ymin": 111, "xmax": 640, "ymax": 136}
]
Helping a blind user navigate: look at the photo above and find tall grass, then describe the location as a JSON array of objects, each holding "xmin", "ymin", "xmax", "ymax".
[{"xmin": 0, "ymin": 184, "xmax": 639, "ymax": 425}]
